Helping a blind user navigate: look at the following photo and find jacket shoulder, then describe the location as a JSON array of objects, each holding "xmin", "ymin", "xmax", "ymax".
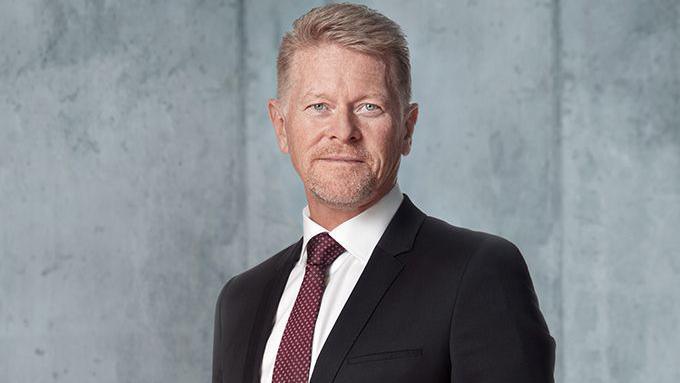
[{"xmin": 418, "ymin": 215, "xmax": 520, "ymax": 259}]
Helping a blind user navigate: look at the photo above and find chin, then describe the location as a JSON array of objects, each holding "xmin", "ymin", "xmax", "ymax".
[
  {"xmin": 311, "ymin": 191, "xmax": 370, "ymax": 210},
  {"xmin": 307, "ymin": 173, "xmax": 376, "ymax": 210}
]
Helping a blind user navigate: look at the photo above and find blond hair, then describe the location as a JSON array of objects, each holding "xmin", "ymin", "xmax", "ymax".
[{"xmin": 276, "ymin": 3, "xmax": 412, "ymax": 109}]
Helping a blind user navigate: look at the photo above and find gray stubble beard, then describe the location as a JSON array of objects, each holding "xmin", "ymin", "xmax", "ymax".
[{"xmin": 306, "ymin": 165, "xmax": 377, "ymax": 211}]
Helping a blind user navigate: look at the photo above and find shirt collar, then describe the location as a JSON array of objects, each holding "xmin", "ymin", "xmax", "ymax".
[{"xmin": 301, "ymin": 183, "xmax": 404, "ymax": 265}]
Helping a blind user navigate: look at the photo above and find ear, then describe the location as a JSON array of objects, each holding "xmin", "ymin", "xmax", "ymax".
[
  {"xmin": 400, "ymin": 102, "xmax": 418, "ymax": 156},
  {"xmin": 268, "ymin": 98, "xmax": 289, "ymax": 153}
]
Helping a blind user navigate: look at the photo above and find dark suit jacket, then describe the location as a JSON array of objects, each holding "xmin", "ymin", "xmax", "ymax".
[{"xmin": 213, "ymin": 194, "xmax": 556, "ymax": 382}]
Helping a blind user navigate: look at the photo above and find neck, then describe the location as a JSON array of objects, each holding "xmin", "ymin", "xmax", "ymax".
[{"xmin": 306, "ymin": 182, "xmax": 395, "ymax": 231}]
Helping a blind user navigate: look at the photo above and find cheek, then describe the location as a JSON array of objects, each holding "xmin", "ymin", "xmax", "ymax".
[
  {"xmin": 378, "ymin": 122, "xmax": 403, "ymax": 151},
  {"xmin": 288, "ymin": 137, "xmax": 308, "ymax": 170},
  {"xmin": 366, "ymin": 130, "xmax": 401, "ymax": 168},
  {"xmin": 287, "ymin": 123, "xmax": 317, "ymax": 168}
]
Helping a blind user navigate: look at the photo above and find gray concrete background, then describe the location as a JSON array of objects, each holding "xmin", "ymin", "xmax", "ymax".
[{"xmin": 1, "ymin": 1, "xmax": 678, "ymax": 382}]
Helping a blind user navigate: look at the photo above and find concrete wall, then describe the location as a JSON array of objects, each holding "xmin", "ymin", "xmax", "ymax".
[{"xmin": 1, "ymin": 1, "xmax": 678, "ymax": 382}]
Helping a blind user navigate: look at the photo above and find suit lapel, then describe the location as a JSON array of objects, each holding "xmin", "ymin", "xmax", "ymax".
[
  {"xmin": 309, "ymin": 194, "xmax": 426, "ymax": 383},
  {"xmin": 242, "ymin": 238, "xmax": 303, "ymax": 383}
]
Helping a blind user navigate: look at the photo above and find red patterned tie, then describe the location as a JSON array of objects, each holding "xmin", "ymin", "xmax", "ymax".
[{"xmin": 272, "ymin": 232, "xmax": 346, "ymax": 383}]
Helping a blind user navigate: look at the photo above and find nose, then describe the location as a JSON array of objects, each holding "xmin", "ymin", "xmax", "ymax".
[{"xmin": 328, "ymin": 107, "xmax": 361, "ymax": 143}]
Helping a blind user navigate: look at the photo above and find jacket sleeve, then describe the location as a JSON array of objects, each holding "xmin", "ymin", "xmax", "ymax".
[
  {"xmin": 212, "ymin": 286, "xmax": 224, "ymax": 383},
  {"xmin": 449, "ymin": 236, "xmax": 556, "ymax": 382},
  {"xmin": 213, "ymin": 277, "xmax": 235, "ymax": 383}
]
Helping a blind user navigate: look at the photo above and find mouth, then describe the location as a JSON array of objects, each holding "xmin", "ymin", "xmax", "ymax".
[
  {"xmin": 319, "ymin": 158, "xmax": 364, "ymax": 165},
  {"xmin": 317, "ymin": 156, "xmax": 364, "ymax": 163}
]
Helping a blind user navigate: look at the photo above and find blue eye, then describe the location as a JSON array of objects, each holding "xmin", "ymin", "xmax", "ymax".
[
  {"xmin": 361, "ymin": 103, "xmax": 383, "ymax": 113},
  {"xmin": 311, "ymin": 103, "xmax": 326, "ymax": 111}
]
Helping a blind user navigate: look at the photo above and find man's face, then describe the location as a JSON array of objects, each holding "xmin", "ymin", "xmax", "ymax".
[{"xmin": 269, "ymin": 43, "xmax": 417, "ymax": 210}]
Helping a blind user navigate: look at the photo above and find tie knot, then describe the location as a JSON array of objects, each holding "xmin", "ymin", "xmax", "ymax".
[{"xmin": 306, "ymin": 233, "xmax": 345, "ymax": 268}]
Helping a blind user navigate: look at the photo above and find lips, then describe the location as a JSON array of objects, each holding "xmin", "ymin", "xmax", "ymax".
[{"xmin": 319, "ymin": 156, "xmax": 363, "ymax": 162}]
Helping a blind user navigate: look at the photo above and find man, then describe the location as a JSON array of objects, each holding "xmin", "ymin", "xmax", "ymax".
[{"xmin": 213, "ymin": 3, "xmax": 555, "ymax": 383}]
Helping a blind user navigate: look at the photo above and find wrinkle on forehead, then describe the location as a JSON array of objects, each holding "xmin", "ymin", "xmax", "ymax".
[{"xmin": 287, "ymin": 43, "xmax": 393, "ymax": 104}]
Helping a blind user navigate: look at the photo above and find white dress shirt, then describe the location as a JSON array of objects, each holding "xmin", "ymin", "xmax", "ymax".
[{"xmin": 260, "ymin": 183, "xmax": 404, "ymax": 383}]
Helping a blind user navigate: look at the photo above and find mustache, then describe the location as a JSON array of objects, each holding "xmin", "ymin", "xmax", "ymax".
[{"xmin": 312, "ymin": 145, "xmax": 369, "ymax": 161}]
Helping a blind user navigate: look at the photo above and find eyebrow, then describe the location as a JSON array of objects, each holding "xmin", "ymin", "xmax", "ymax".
[
  {"xmin": 302, "ymin": 91, "xmax": 330, "ymax": 100},
  {"xmin": 301, "ymin": 91, "xmax": 390, "ymax": 102}
]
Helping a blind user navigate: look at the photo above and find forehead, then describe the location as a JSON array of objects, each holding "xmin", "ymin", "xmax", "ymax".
[{"xmin": 287, "ymin": 43, "xmax": 392, "ymax": 99}]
